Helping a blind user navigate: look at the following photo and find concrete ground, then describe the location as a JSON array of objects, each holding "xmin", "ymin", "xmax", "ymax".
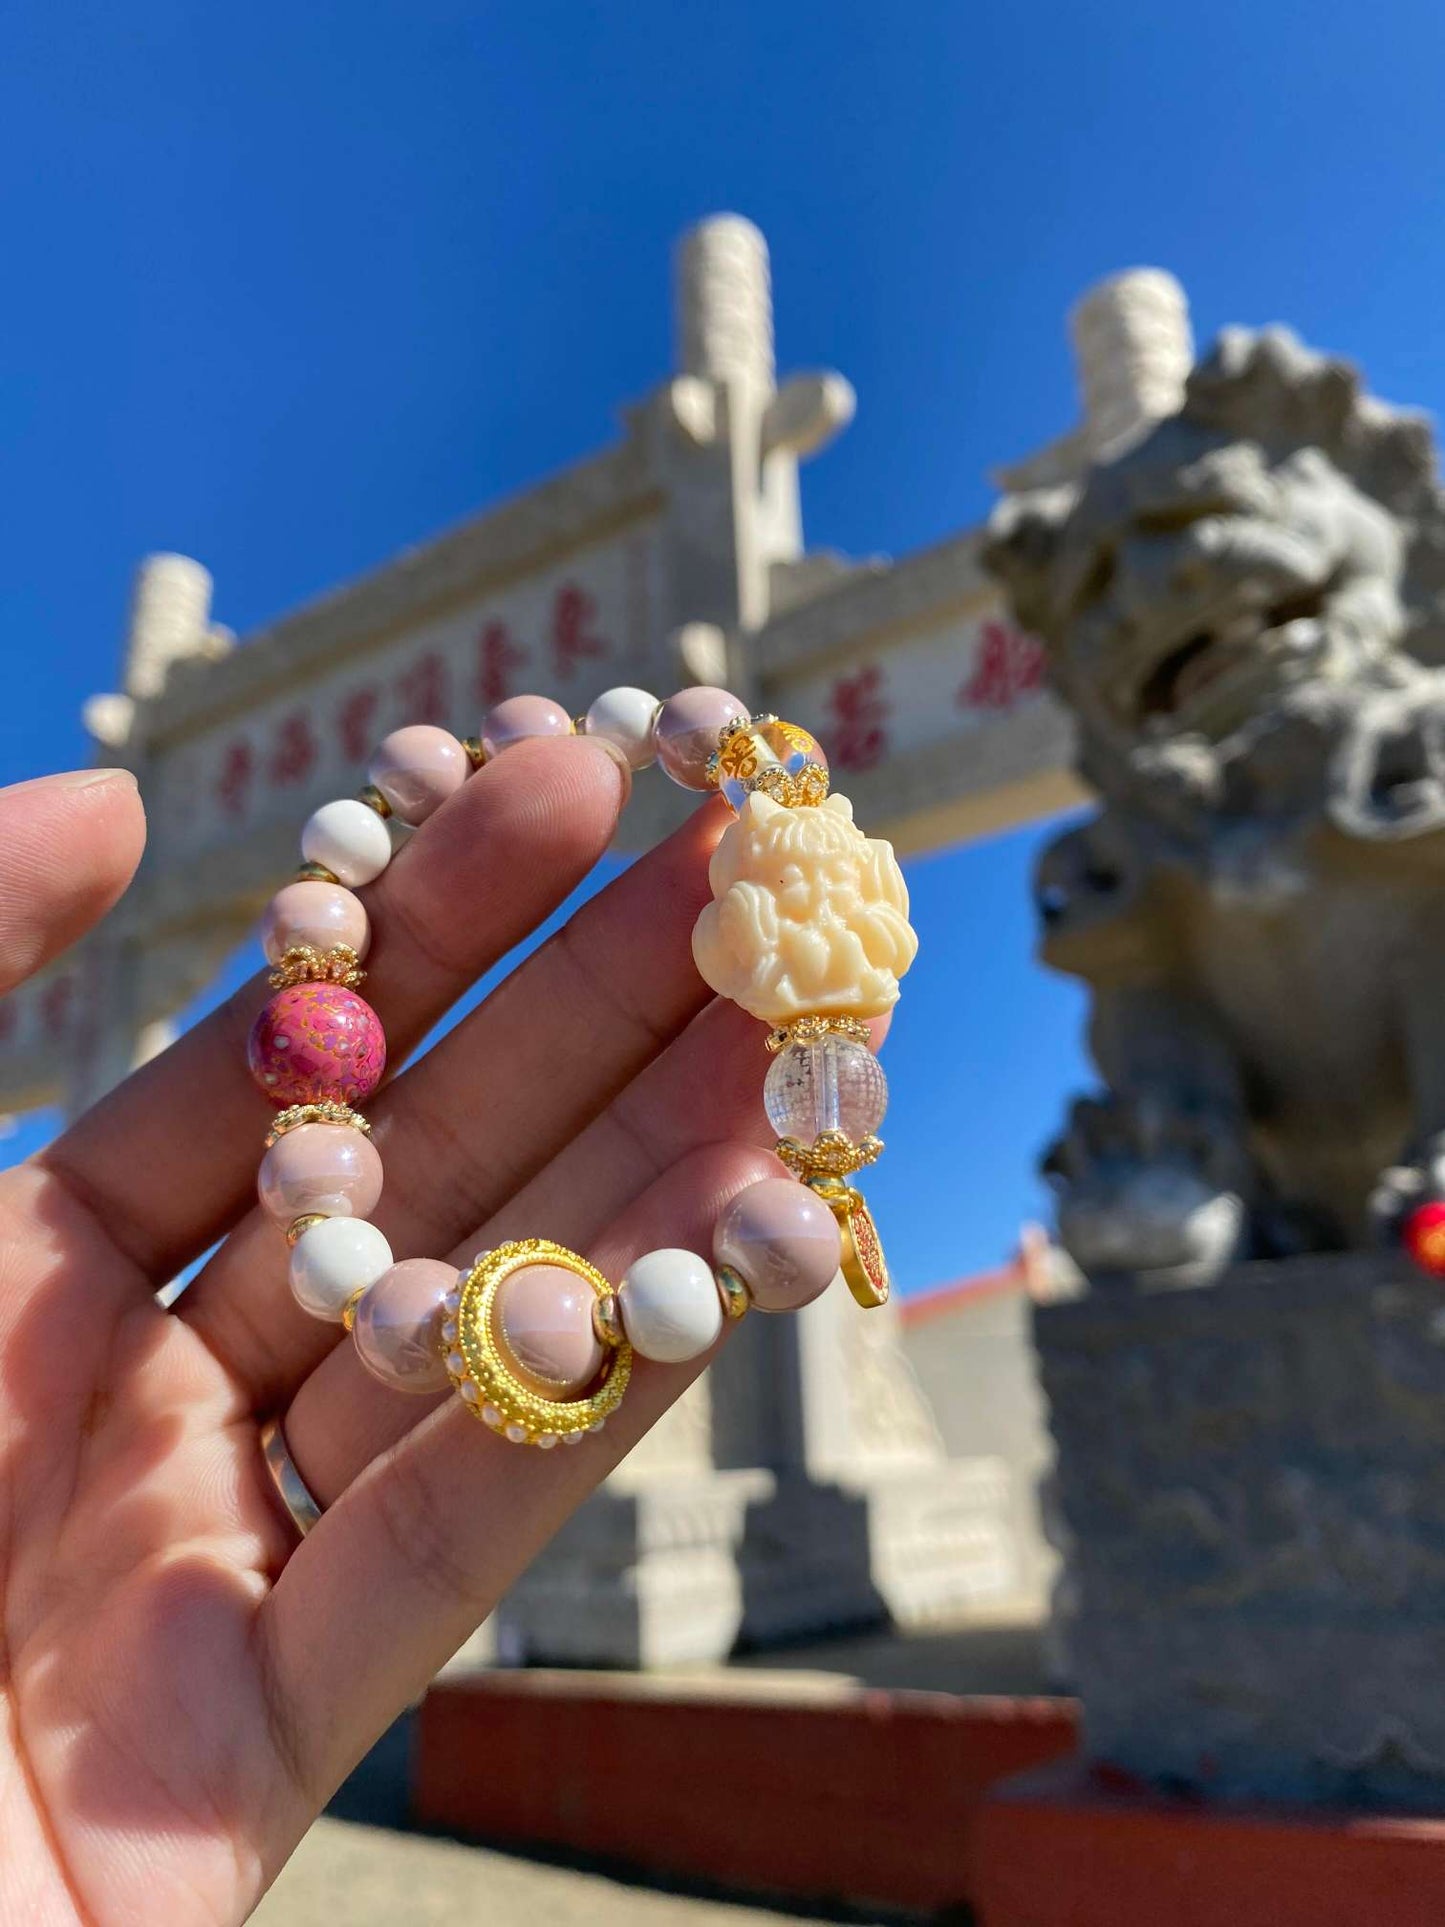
[
  {"xmin": 734, "ymin": 1608, "xmax": 1050, "ymax": 1698},
  {"xmin": 253, "ymin": 1614, "xmax": 1045, "ymax": 1925},
  {"xmin": 255, "ymin": 1818, "xmax": 903, "ymax": 1926}
]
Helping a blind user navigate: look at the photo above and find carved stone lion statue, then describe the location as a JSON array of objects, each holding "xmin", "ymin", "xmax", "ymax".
[{"xmin": 984, "ymin": 326, "xmax": 1445, "ymax": 1284}]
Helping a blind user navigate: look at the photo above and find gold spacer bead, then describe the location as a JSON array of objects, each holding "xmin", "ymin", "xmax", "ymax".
[
  {"xmin": 774, "ymin": 1130, "xmax": 884, "ymax": 1181},
  {"xmin": 751, "ymin": 761, "xmax": 830, "ymax": 809},
  {"xmin": 705, "ymin": 713, "xmax": 829, "ymax": 809},
  {"xmin": 295, "ymin": 860, "xmax": 340, "ymax": 886},
  {"xmin": 765, "ymin": 1014, "xmax": 873, "ymax": 1054},
  {"xmin": 805, "ymin": 1174, "xmax": 851, "ymax": 1204},
  {"xmin": 265, "ymin": 1102, "xmax": 372, "ymax": 1147},
  {"xmin": 463, "ymin": 736, "xmax": 487, "ymax": 770},
  {"xmin": 714, "ymin": 1265, "xmax": 752, "ymax": 1320},
  {"xmin": 357, "ymin": 783, "xmax": 392, "ymax": 819},
  {"xmin": 717, "ymin": 711, "xmax": 777, "ymax": 750},
  {"xmin": 340, "ymin": 1285, "xmax": 370, "ymax": 1333},
  {"xmin": 268, "ymin": 943, "xmax": 366, "ymax": 991},
  {"xmin": 571, "ymin": 715, "xmax": 588, "ymax": 736},
  {"xmin": 592, "ymin": 1293, "xmax": 624, "ymax": 1348},
  {"xmin": 286, "ymin": 1213, "xmax": 327, "ymax": 1247}
]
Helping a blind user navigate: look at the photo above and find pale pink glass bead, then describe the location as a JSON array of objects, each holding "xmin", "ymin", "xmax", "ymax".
[
  {"xmin": 369, "ymin": 725, "xmax": 469, "ymax": 826},
  {"xmin": 653, "ymin": 686, "xmax": 748, "ymax": 790},
  {"xmin": 480, "ymin": 695, "xmax": 574, "ymax": 760},
  {"xmin": 257, "ymin": 1122, "xmax": 384, "ymax": 1226},
  {"xmin": 712, "ymin": 1177, "xmax": 840, "ymax": 1312},
  {"xmin": 352, "ymin": 1258, "xmax": 454, "ymax": 1393},
  {"xmin": 260, "ymin": 880, "xmax": 370, "ymax": 966},
  {"xmin": 493, "ymin": 1263, "xmax": 604, "ymax": 1398}
]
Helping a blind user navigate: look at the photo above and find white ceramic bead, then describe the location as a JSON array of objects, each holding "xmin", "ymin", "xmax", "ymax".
[
  {"xmin": 616, "ymin": 1248, "xmax": 724, "ymax": 1363},
  {"xmin": 584, "ymin": 686, "xmax": 661, "ymax": 771},
  {"xmin": 289, "ymin": 1217, "xmax": 395, "ymax": 1321},
  {"xmin": 301, "ymin": 799, "xmax": 393, "ymax": 887}
]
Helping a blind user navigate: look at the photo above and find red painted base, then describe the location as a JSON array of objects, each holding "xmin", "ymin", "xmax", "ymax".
[
  {"xmin": 974, "ymin": 1756, "xmax": 1445, "ymax": 1927},
  {"xmin": 414, "ymin": 1672, "xmax": 1077, "ymax": 1914},
  {"xmin": 415, "ymin": 1677, "xmax": 1445, "ymax": 1922}
]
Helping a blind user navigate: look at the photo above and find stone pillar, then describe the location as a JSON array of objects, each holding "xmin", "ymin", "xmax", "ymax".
[
  {"xmin": 1070, "ymin": 269, "xmax": 1193, "ymax": 460},
  {"xmin": 66, "ymin": 554, "xmax": 228, "ymax": 1119},
  {"xmin": 656, "ymin": 214, "xmax": 784, "ymax": 679},
  {"xmin": 654, "ymin": 214, "xmax": 854, "ymax": 693},
  {"xmin": 488, "ymin": 222, "xmax": 1027, "ymax": 1668},
  {"xmin": 1037, "ymin": 1251, "xmax": 1445, "ymax": 1810},
  {"xmin": 61, "ymin": 940, "xmax": 158, "ymax": 1120},
  {"xmin": 497, "ymin": 1263, "xmax": 1024, "ymax": 1668},
  {"xmin": 677, "ymin": 214, "xmax": 776, "ymax": 396},
  {"xmin": 124, "ymin": 552, "xmax": 215, "ymax": 699},
  {"xmin": 711, "ymin": 1281, "xmax": 1020, "ymax": 1646},
  {"xmin": 498, "ymin": 1273, "xmax": 1024, "ymax": 1666}
]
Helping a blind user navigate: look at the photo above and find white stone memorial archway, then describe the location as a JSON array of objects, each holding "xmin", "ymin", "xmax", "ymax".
[{"xmin": 0, "ymin": 219, "xmax": 1193, "ymax": 1663}]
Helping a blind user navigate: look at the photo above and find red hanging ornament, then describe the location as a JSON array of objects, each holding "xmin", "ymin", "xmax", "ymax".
[{"xmin": 1404, "ymin": 1200, "xmax": 1445, "ymax": 1277}]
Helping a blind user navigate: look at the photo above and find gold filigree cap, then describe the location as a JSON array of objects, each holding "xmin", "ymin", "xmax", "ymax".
[{"xmin": 707, "ymin": 714, "xmax": 830, "ymax": 811}]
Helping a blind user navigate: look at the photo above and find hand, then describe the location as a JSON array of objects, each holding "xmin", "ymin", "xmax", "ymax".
[{"xmin": 0, "ymin": 744, "xmax": 777, "ymax": 1924}]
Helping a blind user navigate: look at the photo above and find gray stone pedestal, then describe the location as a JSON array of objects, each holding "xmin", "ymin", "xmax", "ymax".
[
  {"xmin": 1038, "ymin": 1252, "xmax": 1445, "ymax": 1810},
  {"xmin": 491, "ymin": 1282, "xmax": 1025, "ymax": 1668}
]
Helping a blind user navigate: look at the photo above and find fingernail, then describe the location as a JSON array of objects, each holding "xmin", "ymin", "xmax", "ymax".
[
  {"xmin": 586, "ymin": 736, "xmax": 633, "ymax": 805},
  {"xmin": 6, "ymin": 767, "xmax": 138, "ymax": 798},
  {"xmin": 61, "ymin": 767, "xmax": 139, "ymax": 790}
]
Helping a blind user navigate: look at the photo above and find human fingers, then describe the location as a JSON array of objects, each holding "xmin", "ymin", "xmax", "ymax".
[
  {"xmin": 277, "ymin": 994, "xmax": 770, "ymax": 1494},
  {"xmin": 258, "ymin": 1141, "xmax": 778, "ymax": 1808},
  {"xmin": 175, "ymin": 799, "xmax": 732, "ymax": 1407},
  {"xmin": 40, "ymin": 738, "xmax": 630, "ymax": 1284},
  {"xmin": 0, "ymin": 769, "xmax": 145, "ymax": 992}
]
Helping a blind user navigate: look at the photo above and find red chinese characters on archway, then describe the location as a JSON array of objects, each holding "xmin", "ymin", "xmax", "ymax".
[
  {"xmin": 215, "ymin": 739, "xmax": 255, "ymax": 819},
  {"xmin": 959, "ymin": 621, "xmax": 1045, "ymax": 711},
  {"xmin": 824, "ymin": 665, "xmax": 890, "ymax": 772},
  {"xmin": 395, "ymin": 652, "xmax": 449, "ymax": 729},
  {"xmin": 475, "ymin": 621, "xmax": 524, "ymax": 711},
  {"xmin": 268, "ymin": 711, "xmax": 318, "ymax": 787},
  {"xmin": 337, "ymin": 686, "xmax": 381, "ymax": 766},
  {"xmin": 551, "ymin": 583, "xmax": 607, "ymax": 682}
]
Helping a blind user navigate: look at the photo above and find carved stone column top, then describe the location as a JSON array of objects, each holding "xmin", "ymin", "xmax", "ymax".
[
  {"xmin": 675, "ymin": 213, "xmax": 776, "ymax": 393},
  {"xmin": 124, "ymin": 552, "xmax": 226, "ymax": 701},
  {"xmin": 1069, "ymin": 268, "xmax": 1193, "ymax": 460}
]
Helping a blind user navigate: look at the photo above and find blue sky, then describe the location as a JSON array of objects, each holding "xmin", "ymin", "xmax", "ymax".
[{"xmin": 3, "ymin": 1, "xmax": 1443, "ymax": 1288}]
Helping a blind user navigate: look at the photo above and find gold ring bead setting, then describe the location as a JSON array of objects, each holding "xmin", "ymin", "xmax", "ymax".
[{"xmin": 238, "ymin": 686, "xmax": 917, "ymax": 1478}]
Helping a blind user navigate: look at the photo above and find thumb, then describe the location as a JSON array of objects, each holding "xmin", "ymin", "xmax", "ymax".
[{"xmin": 0, "ymin": 769, "xmax": 147, "ymax": 994}]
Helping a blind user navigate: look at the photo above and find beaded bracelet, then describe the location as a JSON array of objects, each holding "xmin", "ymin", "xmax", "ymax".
[{"xmin": 245, "ymin": 686, "xmax": 918, "ymax": 1448}]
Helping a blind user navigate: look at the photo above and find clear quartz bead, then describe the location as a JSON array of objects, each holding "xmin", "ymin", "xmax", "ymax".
[{"xmin": 763, "ymin": 1036, "xmax": 888, "ymax": 1142}]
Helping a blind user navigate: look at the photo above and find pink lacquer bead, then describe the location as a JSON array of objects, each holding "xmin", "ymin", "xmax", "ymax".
[
  {"xmin": 353, "ymin": 1258, "xmax": 455, "ymax": 1393},
  {"xmin": 480, "ymin": 695, "xmax": 574, "ymax": 760},
  {"xmin": 712, "ymin": 1177, "xmax": 841, "ymax": 1312},
  {"xmin": 369, "ymin": 725, "xmax": 469, "ymax": 826},
  {"xmin": 247, "ymin": 982, "xmax": 387, "ymax": 1108},
  {"xmin": 257, "ymin": 1122, "xmax": 384, "ymax": 1226},
  {"xmin": 261, "ymin": 880, "xmax": 370, "ymax": 966},
  {"xmin": 654, "ymin": 686, "xmax": 748, "ymax": 791},
  {"xmin": 493, "ymin": 1263, "xmax": 605, "ymax": 1399}
]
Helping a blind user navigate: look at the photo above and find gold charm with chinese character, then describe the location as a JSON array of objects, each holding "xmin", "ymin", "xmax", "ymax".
[{"xmin": 806, "ymin": 1177, "xmax": 891, "ymax": 1308}]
